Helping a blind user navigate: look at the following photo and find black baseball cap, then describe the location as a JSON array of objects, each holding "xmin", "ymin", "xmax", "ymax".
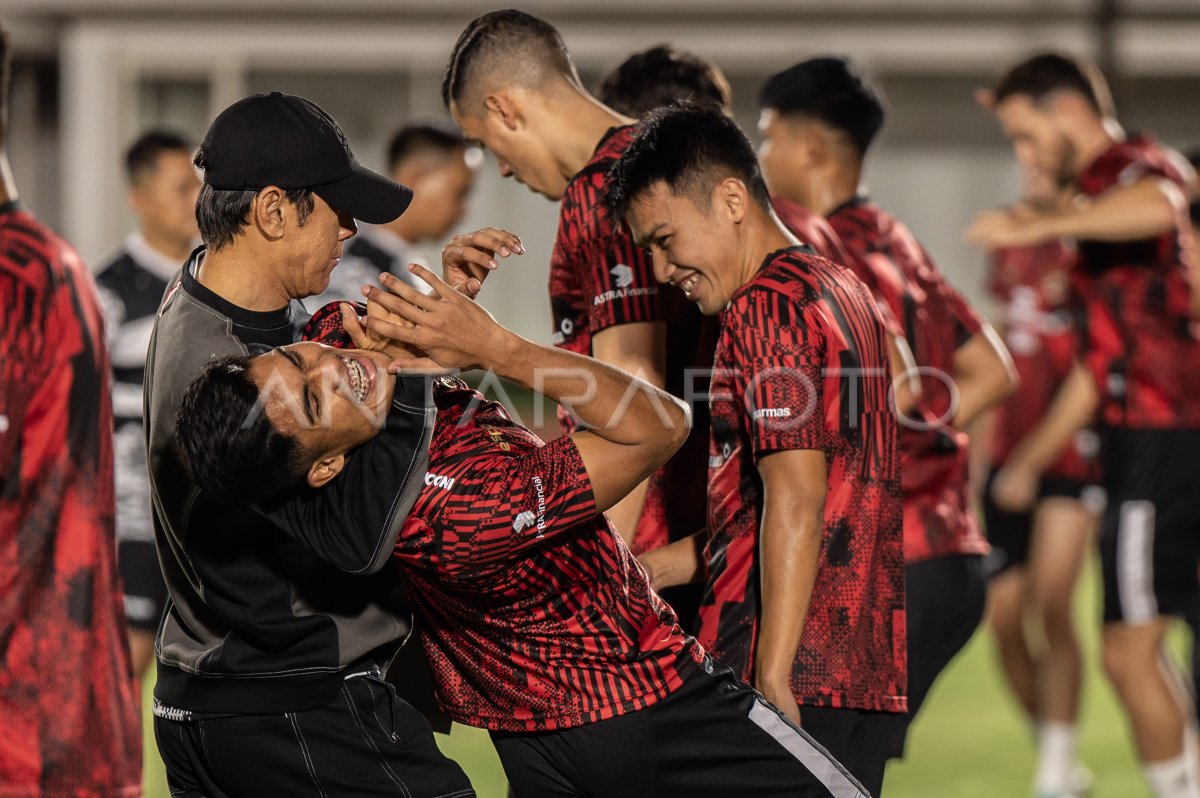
[{"xmin": 198, "ymin": 92, "xmax": 412, "ymax": 224}]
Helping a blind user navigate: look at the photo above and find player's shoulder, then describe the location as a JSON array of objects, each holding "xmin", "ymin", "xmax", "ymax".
[
  {"xmin": 0, "ymin": 208, "xmax": 79, "ymax": 287},
  {"xmin": 728, "ymin": 247, "xmax": 833, "ymax": 320},
  {"xmin": 1086, "ymin": 133, "xmax": 1186, "ymax": 189}
]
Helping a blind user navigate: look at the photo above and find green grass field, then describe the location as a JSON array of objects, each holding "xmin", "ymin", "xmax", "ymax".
[{"xmin": 139, "ymin": 554, "xmax": 1186, "ymax": 798}]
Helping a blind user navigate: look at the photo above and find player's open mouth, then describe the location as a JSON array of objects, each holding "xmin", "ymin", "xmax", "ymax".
[
  {"xmin": 340, "ymin": 354, "xmax": 375, "ymax": 402},
  {"xmin": 676, "ymin": 272, "xmax": 701, "ymax": 299}
]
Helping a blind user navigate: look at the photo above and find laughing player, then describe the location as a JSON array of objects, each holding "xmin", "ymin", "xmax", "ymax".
[
  {"xmin": 174, "ymin": 262, "xmax": 869, "ymax": 798},
  {"xmin": 605, "ymin": 103, "xmax": 906, "ymax": 796}
]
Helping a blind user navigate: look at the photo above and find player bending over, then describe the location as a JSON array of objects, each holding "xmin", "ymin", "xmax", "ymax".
[{"xmin": 175, "ymin": 259, "xmax": 868, "ymax": 798}]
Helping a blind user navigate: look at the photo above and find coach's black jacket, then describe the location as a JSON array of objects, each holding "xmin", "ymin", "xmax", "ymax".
[{"xmin": 144, "ymin": 248, "xmax": 434, "ymax": 714}]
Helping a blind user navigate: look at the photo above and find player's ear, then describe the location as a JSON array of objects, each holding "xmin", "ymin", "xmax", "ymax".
[
  {"xmin": 254, "ymin": 186, "xmax": 287, "ymax": 241},
  {"xmin": 485, "ymin": 91, "xmax": 522, "ymax": 132},
  {"xmin": 716, "ymin": 177, "xmax": 747, "ymax": 223},
  {"xmin": 307, "ymin": 453, "xmax": 346, "ymax": 489}
]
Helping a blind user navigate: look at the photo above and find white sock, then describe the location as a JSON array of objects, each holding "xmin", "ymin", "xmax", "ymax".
[
  {"xmin": 1034, "ymin": 722, "xmax": 1078, "ymax": 793},
  {"xmin": 1144, "ymin": 754, "xmax": 1200, "ymax": 798}
]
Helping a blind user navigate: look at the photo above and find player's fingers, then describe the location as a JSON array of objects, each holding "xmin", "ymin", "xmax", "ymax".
[
  {"xmin": 407, "ymin": 263, "xmax": 454, "ymax": 299},
  {"xmin": 339, "ymin": 303, "xmax": 372, "ymax": 349},
  {"xmin": 444, "ymin": 242, "xmax": 499, "ymax": 271},
  {"xmin": 363, "ymin": 315, "xmax": 428, "ymax": 347},
  {"xmin": 363, "ymin": 286, "xmax": 428, "ymax": 327},
  {"xmin": 372, "ymin": 273, "xmax": 437, "ymax": 310},
  {"xmin": 463, "ymin": 227, "xmax": 524, "ymax": 257}
]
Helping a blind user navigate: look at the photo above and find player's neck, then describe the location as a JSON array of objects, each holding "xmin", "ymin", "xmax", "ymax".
[
  {"xmin": 742, "ymin": 210, "xmax": 797, "ymax": 284},
  {"xmin": 0, "ymin": 152, "xmax": 18, "ymax": 206},
  {"xmin": 554, "ymin": 90, "xmax": 634, "ymax": 180},
  {"xmin": 810, "ymin": 162, "xmax": 862, "ymax": 216},
  {"xmin": 196, "ymin": 243, "xmax": 292, "ymax": 312},
  {"xmin": 1073, "ymin": 119, "xmax": 1122, "ymax": 177},
  {"xmin": 141, "ymin": 224, "xmax": 194, "ymax": 263}
]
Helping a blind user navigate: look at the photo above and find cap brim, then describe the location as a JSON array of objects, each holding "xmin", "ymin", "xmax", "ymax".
[{"xmin": 313, "ymin": 163, "xmax": 413, "ymax": 225}]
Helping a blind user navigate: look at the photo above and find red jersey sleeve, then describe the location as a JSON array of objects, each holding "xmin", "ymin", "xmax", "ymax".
[
  {"xmin": 726, "ymin": 296, "xmax": 831, "ymax": 458},
  {"xmin": 563, "ymin": 172, "xmax": 665, "ymax": 335},
  {"xmin": 420, "ymin": 435, "xmax": 599, "ymax": 579}
]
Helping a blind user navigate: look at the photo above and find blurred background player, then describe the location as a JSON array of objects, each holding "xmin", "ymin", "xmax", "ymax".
[
  {"xmin": 0, "ymin": 24, "xmax": 143, "ymax": 796},
  {"xmin": 968, "ymin": 51, "xmax": 1200, "ymax": 798},
  {"xmin": 598, "ymin": 43, "xmax": 849, "ymax": 268},
  {"xmin": 305, "ymin": 122, "xmax": 478, "ymax": 311},
  {"xmin": 597, "ymin": 43, "xmax": 731, "ymax": 118},
  {"xmin": 608, "ymin": 103, "xmax": 907, "ymax": 797},
  {"xmin": 757, "ymin": 56, "xmax": 1018, "ymax": 788},
  {"xmin": 980, "ymin": 163, "xmax": 1102, "ymax": 798},
  {"xmin": 443, "ymin": 11, "xmax": 719, "ymax": 636},
  {"xmin": 94, "ymin": 130, "xmax": 200, "ymax": 683}
]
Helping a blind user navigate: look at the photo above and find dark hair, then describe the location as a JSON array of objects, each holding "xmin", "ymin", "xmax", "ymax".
[
  {"xmin": 176, "ymin": 355, "xmax": 312, "ymax": 506},
  {"xmin": 0, "ymin": 25, "xmax": 11, "ymax": 146},
  {"xmin": 604, "ymin": 102, "xmax": 771, "ymax": 222},
  {"xmin": 193, "ymin": 149, "xmax": 315, "ymax": 250},
  {"xmin": 442, "ymin": 9, "xmax": 573, "ymax": 111},
  {"xmin": 991, "ymin": 52, "xmax": 1112, "ymax": 117},
  {"xmin": 125, "ymin": 130, "xmax": 194, "ymax": 184},
  {"xmin": 598, "ymin": 45, "xmax": 732, "ymax": 118},
  {"xmin": 759, "ymin": 56, "xmax": 886, "ymax": 155},
  {"xmin": 386, "ymin": 124, "xmax": 465, "ymax": 172}
]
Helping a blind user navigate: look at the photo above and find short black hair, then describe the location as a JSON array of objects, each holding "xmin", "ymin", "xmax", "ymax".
[
  {"xmin": 598, "ymin": 45, "xmax": 732, "ymax": 118},
  {"xmin": 604, "ymin": 102, "xmax": 771, "ymax": 223},
  {"xmin": 176, "ymin": 355, "xmax": 312, "ymax": 507},
  {"xmin": 991, "ymin": 52, "xmax": 1112, "ymax": 117},
  {"xmin": 125, "ymin": 130, "xmax": 194, "ymax": 184},
  {"xmin": 193, "ymin": 148, "xmax": 315, "ymax": 250},
  {"xmin": 759, "ymin": 56, "xmax": 886, "ymax": 155},
  {"xmin": 386, "ymin": 124, "xmax": 465, "ymax": 173},
  {"xmin": 0, "ymin": 24, "xmax": 11, "ymax": 146},
  {"xmin": 442, "ymin": 9, "xmax": 575, "ymax": 112}
]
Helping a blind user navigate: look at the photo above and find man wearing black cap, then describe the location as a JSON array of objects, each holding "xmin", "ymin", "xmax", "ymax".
[{"xmin": 144, "ymin": 92, "xmax": 474, "ymax": 796}]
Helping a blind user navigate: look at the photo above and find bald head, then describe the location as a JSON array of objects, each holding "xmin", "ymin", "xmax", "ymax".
[{"xmin": 442, "ymin": 9, "xmax": 580, "ymax": 117}]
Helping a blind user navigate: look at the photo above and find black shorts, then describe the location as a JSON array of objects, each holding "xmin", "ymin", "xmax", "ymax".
[
  {"xmin": 876, "ymin": 555, "xmax": 986, "ymax": 761},
  {"xmin": 118, "ymin": 539, "xmax": 168, "ymax": 632},
  {"xmin": 1100, "ymin": 429, "xmax": 1200, "ymax": 624},
  {"xmin": 983, "ymin": 467, "xmax": 1102, "ymax": 579},
  {"xmin": 491, "ymin": 657, "xmax": 868, "ymax": 798},
  {"xmin": 154, "ymin": 672, "xmax": 474, "ymax": 798}
]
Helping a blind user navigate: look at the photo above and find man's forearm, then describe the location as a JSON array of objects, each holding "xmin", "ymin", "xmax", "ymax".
[
  {"xmin": 1007, "ymin": 359, "xmax": 1098, "ymax": 474},
  {"xmin": 953, "ymin": 327, "xmax": 1018, "ymax": 428},
  {"xmin": 1038, "ymin": 177, "xmax": 1182, "ymax": 243},
  {"xmin": 483, "ymin": 332, "xmax": 687, "ymax": 445},
  {"xmin": 754, "ymin": 505, "xmax": 822, "ymax": 687}
]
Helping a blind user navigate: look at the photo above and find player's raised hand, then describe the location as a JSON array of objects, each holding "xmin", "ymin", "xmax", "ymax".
[
  {"xmin": 363, "ymin": 265, "xmax": 514, "ymax": 373},
  {"xmin": 964, "ymin": 208, "xmax": 1052, "ymax": 251},
  {"xmin": 441, "ymin": 227, "xmax": 524, "ymax": 298}
]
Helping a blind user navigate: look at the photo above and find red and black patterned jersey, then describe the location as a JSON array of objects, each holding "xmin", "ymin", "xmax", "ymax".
[
  {"xmin": 1072, "ymin": 134, "xmax": 1200, "ymax": 429},
  {"xmin": 701, "ymin": 247, "xmax": 906, "ymax": 714},
  {"xmin": 548, "ymin": 125, "xmax": 718, "ymax": 555},
  {"xmin": 987, "ymin": 240, "xmax": 1102, "ymax": 482},
  {"xmin": 829, "ymin": 198, "xmax": 990, "ymax": 563},
  {"xmin": 772, "ymin": 196, "xmax": 853, "ymax": 266},
  {"xmin": 391, "ymin": 385, "xmax": 703, "ymax": 732},
  {"xmin": 0, "ymin": 203, "xmax": 143, "ymax": 796}
]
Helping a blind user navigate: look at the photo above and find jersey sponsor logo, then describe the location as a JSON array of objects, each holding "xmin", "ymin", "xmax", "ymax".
[
  {"xmin": 752, "ymin": 407, "xmax": 792, "ymax": 420},
  {"xmin": 512, "ymin": 511, "xmax": 537, "ymax": 533},
  {"xmin": 424, "ymin": 472, "xmax": 456, "ymax": 491},
  {"xmin": 611, "ymin": 263, "xmax": 634, "ymax": 289},
  {"xmin": 593, "ymin": 286, "xmax": 657, "ymax": 306}
]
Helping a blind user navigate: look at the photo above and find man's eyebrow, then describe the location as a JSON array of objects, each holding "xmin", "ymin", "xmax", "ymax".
[
  {"xmin": 276, "ymin": 348, "xmax": 316, "ymax": 425},
  {"xmin": 634, "ymin": 223, "xmax": 666, "ymax": 249}
]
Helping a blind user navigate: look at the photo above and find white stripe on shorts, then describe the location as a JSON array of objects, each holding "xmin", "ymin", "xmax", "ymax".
[
  {"xmin": 747, "ymin": 700, "xmax": 868, "ymax": 798},
  {"xmin": 1117, "ymin": 500, "xmax": 1158, "ymax": 624}
]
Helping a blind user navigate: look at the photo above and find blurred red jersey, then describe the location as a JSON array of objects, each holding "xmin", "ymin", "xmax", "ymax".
[{"xmin": 0, "ymin": 202, "xmax": 142, "ymax": 797}]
